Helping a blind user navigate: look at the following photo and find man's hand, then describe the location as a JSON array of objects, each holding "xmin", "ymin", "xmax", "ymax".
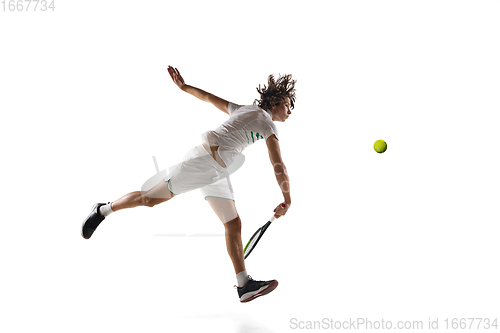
[
  {"xmin": 168, "ymin": 66, "xmax": 186, "ymax": 89},
  {"xmin": 273, "ymin": 202, "xmax": 290, "ymax": 218},
  {"xmin": 168, "ymin": 65, "xmax": 230, "ymax": 114}
]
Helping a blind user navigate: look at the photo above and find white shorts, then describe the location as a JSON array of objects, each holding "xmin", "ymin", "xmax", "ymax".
[{"xmin": 164, "ymin": 145, "xmax": 237, "ymax": 201}]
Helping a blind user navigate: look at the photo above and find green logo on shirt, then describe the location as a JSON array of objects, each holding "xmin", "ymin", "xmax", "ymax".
[{"xmin": 246, "ymin": 131, "xmax": 264, "ymax": 144}]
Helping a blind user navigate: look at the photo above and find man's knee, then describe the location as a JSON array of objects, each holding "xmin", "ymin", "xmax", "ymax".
[
  {"xmin": 141, "ymin": 194, "xmax": 168, "ymax": 207},
  {"xmin": 206, "ymin": 197, "xmax": 238, "ymax": 223},
  {"xmin": 143, "ymin": 180, "xmax": 174, "ymax": 201},
  {"xmin": 141, "ymin": 195, "xmax": 156, "ymax": 207},
  {"xmin": 224, "ymin": 216, "xmax": 241, "ymax": 233}
]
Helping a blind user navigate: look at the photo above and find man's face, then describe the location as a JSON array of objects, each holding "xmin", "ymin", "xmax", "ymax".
[{"xmin": 271, "ymin": 97, "xmax": 292, "ymax": 122}]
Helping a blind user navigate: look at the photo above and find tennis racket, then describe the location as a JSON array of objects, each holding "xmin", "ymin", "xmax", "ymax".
[{"xmin": 243, "ymin": 203, "xmax": 285, "ymax": 259}]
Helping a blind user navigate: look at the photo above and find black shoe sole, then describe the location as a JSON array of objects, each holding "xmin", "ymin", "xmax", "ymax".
[
  {"xmin": 81, "ymin": 203, "xmax": 106, "ymax": 239},
  {"xmin": 240, "ymin": 280, "xmax": 278, "ymax": 303}
]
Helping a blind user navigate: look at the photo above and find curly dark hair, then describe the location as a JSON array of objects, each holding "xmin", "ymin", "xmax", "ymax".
[{"xmin": 255, "ymin": 74, "xmax": 296, "ymax": 111}]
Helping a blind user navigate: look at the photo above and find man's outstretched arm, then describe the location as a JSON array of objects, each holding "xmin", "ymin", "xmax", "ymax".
[
  {"xmin": 266, "ymin": 134, "xmax": 291, "ymax": 218},
  {"xmin": 168, "ymin": 66, "xmax": 229, "ymax": 114}
]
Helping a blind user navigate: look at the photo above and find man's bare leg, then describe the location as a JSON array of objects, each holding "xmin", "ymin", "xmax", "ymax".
[
  {"xmin": 206, "ymin": 197, "xmax": 245, "ymax": 274},
  {"xmin": 224, "ymin": 216, "xmax": 246, "ymax": 274},
  {"xmin": 81, "ymin": 180, "xmax": 175, "ymax": 239},
  {"xmin": 111, "ymin": 180, "xmax": 175, "ymax": 211},
  {"xmin": 205, "ymin": 197, "xmax": 278, "ymax": 302}
]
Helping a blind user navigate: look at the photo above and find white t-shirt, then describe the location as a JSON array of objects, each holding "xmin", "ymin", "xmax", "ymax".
[{"xmin": 201, "ymin": 102, "xmax": 279, "ymax": 167}]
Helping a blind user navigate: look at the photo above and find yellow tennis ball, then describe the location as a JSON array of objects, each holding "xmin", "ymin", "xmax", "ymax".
[{"xmin": 374, "ymin": 140, "xmax": 387, "ymax": 153}]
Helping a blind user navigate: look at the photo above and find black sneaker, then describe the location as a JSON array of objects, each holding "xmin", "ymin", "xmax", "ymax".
[
  {"xmin": 236, "ymin": 276, "xmax": 278, "ymax": 303},
  {"xmin": 81, "ymin": 203, "xmax": 107, "ymax": 239}
]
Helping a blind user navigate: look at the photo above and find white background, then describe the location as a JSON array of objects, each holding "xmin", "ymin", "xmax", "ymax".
[{"xmin": 1, "ymin": 0, "xmax": 499, "ymax": 332}]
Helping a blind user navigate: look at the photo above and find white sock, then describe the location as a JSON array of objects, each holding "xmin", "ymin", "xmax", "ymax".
[
  {"xmin": 236, "ymin": 270, "xmax": 249, "ymax": 287},
  {"xmin": 99, "ymin": 202, "xmax": 114, "ymax": 217}
]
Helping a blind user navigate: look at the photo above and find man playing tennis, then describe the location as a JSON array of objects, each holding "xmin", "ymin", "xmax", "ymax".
[{"xmin": 81, "ymin": 66, "xmax": 295, "ymax": 303}]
